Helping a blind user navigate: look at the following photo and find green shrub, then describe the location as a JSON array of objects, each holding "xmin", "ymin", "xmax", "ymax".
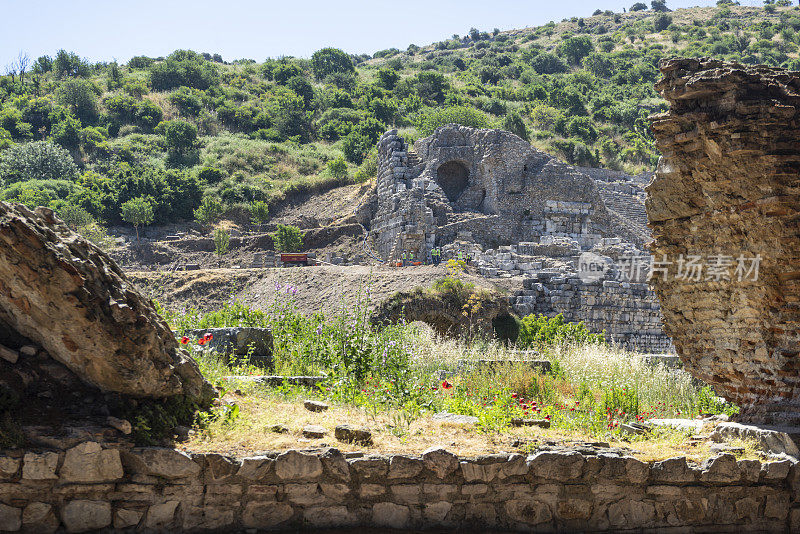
[
  {"xmin": 150, "ymin": 50, "xmax": 219, "ymax": 91},
  {"xmin": 213, "ymin": 227, "xmax": 230, "ymax": 259},
  {"xmin": 249, "ymin": 200, "xmax": 269, "ymax": 225},
  {"xmin": 518, "ymin": 313, "xmax": 605, "ymax": 347},
  {"xmin": 311, "ymin": 48, "xmax": 355, "ymax": 80},
  {"xmin": 327, "ymin": 156, "xmax": 348, "ymax": 179},
  {"xmin": 56, "ymin": 79, "xmax": 99, "ymax": 124},
  {"xmin": 417, "ymin": 106, "xmax": 489, "ymax": 136},
  {"xmin": 194, "ymin": 196, "xmax": 225, "ymax": 226},
  {"xmin": 272, "ymin": 223, "xmax": 303, "ymax": 252},
  {"xmin": 120, "ymin": 196, "xmax": 154, "ymax": 243},
  {"xmin": 503, "ymin": 111, "xmax": 529, "ymax": 141},
  {"xmin": 0, "ymin": 141, "xmax": 78, "ymax": 184}
]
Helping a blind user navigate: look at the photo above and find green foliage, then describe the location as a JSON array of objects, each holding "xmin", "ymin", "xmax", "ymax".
[
  {"xmin": 654, "ymin": 13, "xmax": 673, "ymax": 32},
  {"xmin": 249, "ymin": 200, "xmax": 269, "ymax": 225},
  {"xmin": 0, "ymin": 141, "xmax": 77, "ymax": 184},
  {"xmin": 557, "ymin": 36, "xmax": 595, "ymax": 65},
  {"xmin": 503, "ymin": 110, "xmax": 529, "ymax": 141},
  {"xmin": 327, "ymin": 156, "xmax": 348, "ymax": 179},
  {"xmin": 417, "ymin": 105, "xmax": 489, "ymax": 136},
  {"xmin": 194, "ymin": 196, "xmax": 225, "ymax": 226},
  {"xmin": 120, "ymin": 196, "xmax": 154, "ymax": 242},
  {"xmin": 342, "ymin": 131, "xmax": 372, "ymax": 164},
  {"xmin": 518, "ymin": 314, "xmax": 605, "ymax": 348},
  {"xmin": 630, "ymin": 2, "xmax": 647, "ymax": 10},
  {"xmin": 56, "ymin": 79, "xmax": 99, "ymax": 124},
  {"xmin": 57, "ymin": 203, "xmax": 94, "ymax": 229},
  {"xmin": 157, "ymin": 119, "xmax": 197, "ymax": 155},
  {"xmin": 311, "ymin": 48, "xmax": 355, "ymax": 80},
  {"xmin": 53, "ymin": 49, "xmax": 90, "ymax": 78},
  {"xmin": 150, "ymin": 50, "xmax": 219, "ymax": 91},
  {"xmin": 272, "ymin": 223, "xmax": 303, "ymax": 252},
  {"xmin": 213, "ymin": 227, "xmax": 230, "ymax": 258}
]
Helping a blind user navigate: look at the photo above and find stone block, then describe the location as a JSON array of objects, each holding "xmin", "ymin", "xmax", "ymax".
[
  {"xmin": 527, "ymin": 451, "xmax": 584, "ymax": 481},
  {"xmin": 113, "ymin": 509, "xmax": 143, "ymax": 530},
  {"xmin": 122, "ymin": 448, "xmax": 201, "ymax": 480},
  {"xmin": 349, "ymin": 456, "xmax": 388, "ymax": 480},
  {"xmin": 304, "ymin": 506, "xmax": 356, "ymax": 528},
  {"xmin": 0, "ymin": 504, "xmax": 21, "ymax": 532},
  {"xmin": 61, "ymin": 500, "xmax": 111, "ymax": 533},
  {"xmin": 59, "ymin": 441, "xmax": 123, "ymax": 483},
  {"xmin": 0, "ymin": 456, "xmax": 20, "ymax": 480},
  {"xmin": 242, "ymin": 502, "xmax": 294, "ymax": 529},
  {"xmin": 22, "ymin": 452, "xmax": 59, "ymax": 480},
  {"xmin": 275, "ymin": 450, "xmax": 323, "ymax": 480},
  {"xmin": 372, "ymin": 502, "xmax": 410, "ymax": 529},
  {"xmin": 22, "ymin": 502, "xmax": 58, "ymax": 533},
  {"xmin": 422, "ymin": 447, "xmax": 459, "ymax": 479},
  {"xmin": 388, "ymin": 455, "xmax": 423, "ymax": 479}
]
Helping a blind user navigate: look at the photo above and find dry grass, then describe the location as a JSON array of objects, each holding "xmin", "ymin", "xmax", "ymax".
[{"xmin": 181, "ymin": 391, "xmax": 759, "ymax": 464}]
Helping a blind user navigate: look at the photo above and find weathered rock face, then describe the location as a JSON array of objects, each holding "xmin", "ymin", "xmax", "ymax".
[
  {"xmin": 648, "ymin": 58, "xmax": 800, "ymax": 424},
  {"xmin": 0, "ymin": 202, "xmax": 213, "ymax": 403}
]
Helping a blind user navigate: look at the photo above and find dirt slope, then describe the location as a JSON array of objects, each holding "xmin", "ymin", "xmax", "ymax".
[{"xmin": 129, "ymin": 264, "xmax": 520, "ymax": 318}]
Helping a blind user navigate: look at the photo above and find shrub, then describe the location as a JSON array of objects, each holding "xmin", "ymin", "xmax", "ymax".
[
  {"xmin": 213, "ymin": 227, "xmax": 230, "ymax": 260},
  {"xmin": 0, "ymin": 141, "xmax": 78, "ymax": 184},
  {"xmin": 149, "ymin": 50, "xmax": 218, "ymax": 91},
  {"xmin": 157, "ymin": 119, "xmax": 197, "ymax": 155},
  {"xmin": 56, "ymin": 79, "xmax": 99, "ymax": 124},
  {"xmin": 194, "ymin": 196, "xmax": 225, "ymax": 226},
  {"xmin": 128, "ymin": 56, "xmax": 154, "ymax": 69},
  {"xmin": 53, "ymin": 49, "xmax": 90, "ymax": 78},
  {"xmin": 376, "ymin": 67, "xmax": 400, "ymax": 90},
  {"xmin": 57, "ymin": 203, "xmax": 94, "ymax": 229},
  {"xmin": 311, "ymin": 48, "xmax": 355, "ymax": 80},
  {"xmin": 51, "ymin": 115, "xmax": 82, "ymax": 150},
  {"xmin": 249, "ymin": 200, "xmax": 269, "ymax": 225},
  {"xmin": 327, "ymin": 156, "xmax": 348, "ymax": 179},
  {"xmin": 630, "ymin": 2, "xmax": 647, "ymax": 10},
  {"xmin": 197, "ymin": 166, "xmax": 224, "ymax": 183},
  {"xmin": 518, "ymin": 313, "xmax": 605, "ymax": 347},
  {"xmin": 342, "ymin": 131, "xmax": 372, "ymax": 165},
  {"xmin": 168, "ymin": 87, "xmax": 203, "ymax": 116},
  {"xmin": 272, "ymin": 223, "xmax": 303, "ymax": 252},
  {"xmin": 528, "ymin": 52, "xmax": 568, "ymax": 74},
  {"xmin": 120, "ymin": 196, "xmax": 154, "ymax": 244},
  {"xmin": 502, "ymin": 111, "xmax": 529, "ymax": 141},
  {"xmin": 654, "ymin": 13, "xmax": 673, "ymax": 32},
  {"xmin": 135, "ymin": 100, "xmax": 163, "ymax": 130},
  {"xmin": 417, "ymin": 106, "xmax": 489, "ymax": 136},
  {"xmin": 557, "ymin": 36, "xmax": 595, "ymax": 65}
]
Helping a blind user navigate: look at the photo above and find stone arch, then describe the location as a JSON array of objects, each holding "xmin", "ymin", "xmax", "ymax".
[{"xmin": 436, "ymin": 161, "xmax": 470, "ymax": 202}]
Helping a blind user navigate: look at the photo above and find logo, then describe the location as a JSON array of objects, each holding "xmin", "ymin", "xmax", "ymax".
[{"xmin": 578, "ymin": 252, "xmax": 612, "ymax": 283}]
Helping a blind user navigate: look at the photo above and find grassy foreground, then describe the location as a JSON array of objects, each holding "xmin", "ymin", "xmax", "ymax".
[{"xmin": 158, "ymin": 280, "xmax": 744, "ymax": 461}]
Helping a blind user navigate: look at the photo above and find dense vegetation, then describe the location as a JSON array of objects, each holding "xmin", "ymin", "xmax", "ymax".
[{"xmin": 1, "ymin": 2, "xmax": 799, "ymax": 237}]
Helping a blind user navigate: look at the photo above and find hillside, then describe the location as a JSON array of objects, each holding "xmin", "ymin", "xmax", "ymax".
[{"xmin": 1, "ymin": 2, "xmax": 799, "ymax": 242}]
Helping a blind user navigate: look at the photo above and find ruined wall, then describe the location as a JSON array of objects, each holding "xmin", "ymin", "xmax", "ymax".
[
  {"xmin": 371, "ymin": 126, "xmax": 616, "ymax": 260},
  {"xmin": 0, "ymin": 443, "xmax": 797, "ymax": 532},
  {"xmin": 648, "ymin": 58, "xmax": 800, "ymax": 424}
]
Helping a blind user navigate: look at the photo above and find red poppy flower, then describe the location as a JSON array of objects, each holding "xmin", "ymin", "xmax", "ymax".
[
  {"xmin": 203, "ymin": 333, "xmax": 213, "ymax": 341},
  {"xmin": 511, "ymin": 393, "xmax": 518, "ymax": 399},
  {"xmin": 180, "ymin": 336, "xmax": 190, "ymax": 345},
  {"xmin": 441, "ymin": 380, "xmax": 453, "ymax": 389},
  {"xmin": 198, "ymin": 338, "xmax": 207, "ymax": 346}
]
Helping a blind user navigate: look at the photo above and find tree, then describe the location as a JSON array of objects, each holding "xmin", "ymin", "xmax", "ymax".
[
  {"xmin": 653, "ymin": 13, "xmax": 672, "ymax": 31},
  {"xmin": 630, "ymin": 2, "xmax": 647, "ymax": 10},
  {"xmin": 503, "ymin": 111, "xmax": 529, "ymax": 141},
  {"xmin": 272, "ymin": 224, "xmax": 303, "ymax": 252},
  {"xmin": 56, "ymin": 79, "xmax": 98, "ymax": 124},
  {"xmin": 557, "ymin": 36, "xmax": 595, "ymax": 65},
  {"xmin": 0, "ymin": 141, "xmax": 77, "ymax": 184},
  {"xmin": 149, "ymin": 50, "xmax": 218, "ymax": 91},
  {"xmin": 157, "ymin": 120, "xmax": 197, "ymax": 155},
  {"xmin": 53, "ymin": 50, "xmax": 90, "ymax": 78},
  {"xmin": 310, "ymin": 48, "xmax": 355, "ymax": 80},
  {"xmin": 120, "ymin": 196, "xmax": 154, "ymax": 244},
  {"xmin": 651, "ymin": 0, "xmax": 669, "ymax": 11},
  {"xmin": 416, "ymin": 106, "xmax": 489, "ymax": 136},
  {"xmin": 194, "ymin": 196, "xmax": 225, "ymax": 227},
  {"xmin": 376, "ymin": 67, "xmax": 400, "ymax": 90},
  {"xmin": 327, "ymin": 156, "xmax": 348, "ymax": 179},
  {"xmin": 57, "ymin": 204, "xmax": 94, "ymax": 230},
  {"xmin": 213, "ymin": 227, "xmax": 230, "ymax": 267},
  {"xmin": 249, "ymin": 200, "xmax": 269, "ymax": 225}
]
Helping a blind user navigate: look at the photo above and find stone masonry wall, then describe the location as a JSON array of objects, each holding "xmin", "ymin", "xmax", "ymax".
[
  {"xmin": 0, "ymin": 443, "xmax": 798, "ymax": 532},
  {"xmin": 648, "ymin": 58, "xmax": 800, "ymax": 425}
]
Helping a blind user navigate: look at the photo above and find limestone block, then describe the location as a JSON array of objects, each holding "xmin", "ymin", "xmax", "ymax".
[
  {"xmin": 388, "ymin": 455, "xmax": 423, "ymax": 479},
  {"xmin": 275, "ymin": 450, "xmax": 323, "ymax": 480},
  {"xmin": 61, "ymin": 500, "xmax": 111, "ymax": 533},
  {"xmin": 242, "ymin": 502, "xmax": 294, "ymax": 529},
  {"xmin": 422, "ymin": 447, "xmax": 459, "ymax": 479},
  {"xmin": 0, "ymin": 504, "xmax": 21, "ymax": 532},
  {"xmin": 22, "ymin": 452, "xmax": 59, "ymax": 480},
  {"xmin": 22, "ymin": 502, "xmax": 58, "ymax": 533},
  {"xmin": 0, "ymin": 456, "xmax": 20, "ymax": 480},
  {"xmin": 303, "ymin": 506, "xmax": 356, "ymax": 528},
  {"xmin": 122, "ymin": 448, "xmax": 201, "ymax": 479},
  {"xmin": 145, "ymin": 501, "xmax": 179, "ymax": 528},
  {"xmin": 113, "ymin": 509, "xmax": 142, "ymax": 530},
  {"xmin": 372, "ymin": 502, "xmax": 410, "ymax": 529},
  {"xmin": 59, "ymin": 441, "xmax": 123, "ymax": 483}
]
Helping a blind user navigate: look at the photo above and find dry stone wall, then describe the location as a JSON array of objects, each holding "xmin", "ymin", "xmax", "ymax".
[
  {"xmin": 648, "ymin": 58, "xmax": 800, "ymax": 425},
  {"xmin": 0, "ymin": 443, "xmax": 797, "ymax": 532}
]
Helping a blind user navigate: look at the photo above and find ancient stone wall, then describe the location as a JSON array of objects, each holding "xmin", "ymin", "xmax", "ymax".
[
  {"xmin": 0, "ymin": 443, "xmax": 797, "ymax": 532},
  {"xmin": 648, "ymin": 58, "xmax": 800, "ymax": 424},
  {"xmin": 371, "ymin": 126, "xmax": 618, "ymax": 260}
]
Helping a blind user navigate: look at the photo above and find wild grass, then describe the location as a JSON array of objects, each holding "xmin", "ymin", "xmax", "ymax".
[{"xmin": 167, "ymin": 288, "xmax": 737, "ymax": 460}]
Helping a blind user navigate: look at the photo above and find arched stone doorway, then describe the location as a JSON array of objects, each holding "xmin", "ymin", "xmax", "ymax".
[{"xmin": 436, "ymin": 161, "xmax": 470, "ymax": 202}]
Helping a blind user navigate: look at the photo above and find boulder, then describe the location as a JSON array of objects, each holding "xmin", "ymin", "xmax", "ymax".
[
  {"xmin": 186, "ymin": 327, "xmax": 273, "ymax": 368},
  {"xmin": 648, "ymin": 59, "xmax": 800, "ymax": 425},
  {"xmin": 0, "ymin": 202, "xmax": 213, "ymax": 403}
]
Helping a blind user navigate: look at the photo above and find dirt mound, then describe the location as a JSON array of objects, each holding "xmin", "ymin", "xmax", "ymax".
[{"xmin": 129, "ymin": 264, "xmax": 519, "ymax": 319}]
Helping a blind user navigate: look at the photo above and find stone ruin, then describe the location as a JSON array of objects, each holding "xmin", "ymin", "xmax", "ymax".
[
  {"xmin": 0, "ymin": 201, "xmax": 213, "ymax": 446},
  {"xmin": 368, "ymin": 126, "xmax": 672, "ymax": 353},
  {"xmin": 648, "ymin": 58, "xmax": 800, "ymax": 426}
]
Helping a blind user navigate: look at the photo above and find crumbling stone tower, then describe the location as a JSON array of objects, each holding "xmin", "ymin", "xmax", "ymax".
[{"xmin": 648, "ymin": 58, "xmax": 800, "ymax": 425}]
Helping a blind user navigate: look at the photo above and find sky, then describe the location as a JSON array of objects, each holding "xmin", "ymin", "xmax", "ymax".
[{"xmin": 0, "ymin": 0, "xmax": 768, "ymax": 68}]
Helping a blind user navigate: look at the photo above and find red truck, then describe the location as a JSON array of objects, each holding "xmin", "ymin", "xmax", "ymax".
[{"xmin": 279, "ymin": 253, "xmax": 316, "ymax": 267}]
